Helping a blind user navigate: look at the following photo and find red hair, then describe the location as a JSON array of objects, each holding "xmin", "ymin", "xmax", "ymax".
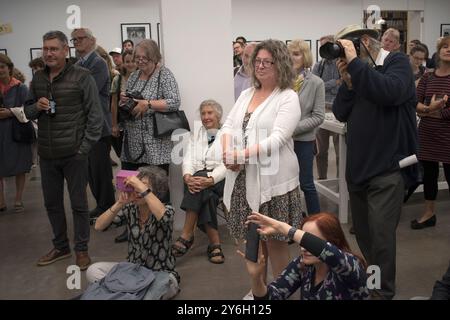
[{"xmin": 300, "ymin": 213, "xmax": 367, "ymax": 269}]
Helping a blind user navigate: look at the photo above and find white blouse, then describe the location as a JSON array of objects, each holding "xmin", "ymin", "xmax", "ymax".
[
  {"xmin": 182, "ymin": 124, "xmax": 226, "ymax": 184},
  {"xmin": 221, "ymin": 86, "xmax": 301, "ymax": 211}
]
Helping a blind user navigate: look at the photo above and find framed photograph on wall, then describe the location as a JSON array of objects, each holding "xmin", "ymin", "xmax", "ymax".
[
  {"xmin": 316, "ymin": 39, "xmax": 321, "ymax": 62},
  {"xmin": 69, "ymin": 47, "xmax": 77, "ymax": 58},
  {"xmin": 157, "ymin": 23, "xmax": 161, "ymax": 48},
  {"xmin": 0, "ymin": 49, "xmax": 7, "ymax": 55},
  {"xmin": 30, "ymin": 48, "xmax": 43, "ymax": 61},
  {"xmin": 121, "ymin": 23, "xmax": 151, "ymax": 45},
  {"xmin": 441, "ymin": 24, "xmax": 450, "ymax": 37}
]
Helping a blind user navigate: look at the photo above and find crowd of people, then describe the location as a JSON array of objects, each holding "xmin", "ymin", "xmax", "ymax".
[{"xmin": 0, "ymin": 24, "xmax": 449, "ymax": 300}]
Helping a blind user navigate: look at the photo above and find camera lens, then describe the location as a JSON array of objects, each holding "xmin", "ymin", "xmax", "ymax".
[{"xmin": 319, "ymin": 42, "xmax": 345, "ymax": 60}]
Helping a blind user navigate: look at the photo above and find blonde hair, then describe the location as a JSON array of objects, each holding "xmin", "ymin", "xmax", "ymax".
[{"xmin": 287, "ymin": 39, "xmax": 313, "ymax": 68}]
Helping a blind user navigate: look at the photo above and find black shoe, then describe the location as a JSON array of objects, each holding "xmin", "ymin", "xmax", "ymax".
[
  {"xmin": 115, "ymin": 228, "xmax": 128, "ymax": 243},
  {"xmin": 411, "ymin": 215, "xmax": 436, "ymax": 230}
]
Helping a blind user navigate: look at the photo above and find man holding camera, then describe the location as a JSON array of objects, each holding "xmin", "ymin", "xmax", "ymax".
[
  {"xmin": 331, "ymin": 25, "xmax": 418, "ymax": 299},
  {"xmin": 25, "ymin": 31, "xmax": 103, "ymax": 270}
]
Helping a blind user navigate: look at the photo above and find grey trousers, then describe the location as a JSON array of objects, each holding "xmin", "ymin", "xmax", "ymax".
[
  {"xmin": 40, "ymin": 154, "xmax": 90, "ymax": 252},
  {"xmin": 316, "ymin": 127, "xmax": 339, "ymax": 180},
  {"xmin": 348, "ymin": 171, "xmax": 404, "ymax": 300}
]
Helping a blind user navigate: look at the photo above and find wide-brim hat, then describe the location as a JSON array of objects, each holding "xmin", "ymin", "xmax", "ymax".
[{"xmin": 334, "ymin": 24, "xmax": 379, "ymax": 40}]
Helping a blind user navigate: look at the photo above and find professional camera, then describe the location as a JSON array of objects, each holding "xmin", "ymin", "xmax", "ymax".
[
  {"xmin": 319, "ymin": 37, "xmax": 361, "ymax": 60},
  {"xmin": 119, "ymin": 90, "xmax": 144, "ymax": 120}
]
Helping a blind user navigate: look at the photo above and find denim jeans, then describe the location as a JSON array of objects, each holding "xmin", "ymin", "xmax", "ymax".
[{"xmin": 294, "ymin": 141, "xmax": 320, "ymax": 214}]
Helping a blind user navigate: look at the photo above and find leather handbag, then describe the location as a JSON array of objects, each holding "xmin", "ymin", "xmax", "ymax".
[{"xmin": 153, "ymin": 110, "xmax": 190, "ymax": 138}]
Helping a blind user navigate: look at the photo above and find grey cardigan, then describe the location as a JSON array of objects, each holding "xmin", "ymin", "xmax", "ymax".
[{"xmin": 292, "ymin": 70, "xmax": 325, "ymax": 141}]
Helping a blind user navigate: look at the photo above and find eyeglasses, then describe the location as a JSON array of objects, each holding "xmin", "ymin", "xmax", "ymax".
[
  {"xmin": 254, "ymin": 59, "xmax": 274, "ymax": 68},
  {"xmin": 70, "ymin": 36, "xmax": 88, "ymax": 43},
  {"xmin": 135, "ymin": 56, "xmax": 153, "ymax": 63}
]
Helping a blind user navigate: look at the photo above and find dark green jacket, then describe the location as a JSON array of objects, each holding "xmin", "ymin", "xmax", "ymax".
[{"xmin": 25, "ymin": 61, "xmax": 103, "ymax": 159}]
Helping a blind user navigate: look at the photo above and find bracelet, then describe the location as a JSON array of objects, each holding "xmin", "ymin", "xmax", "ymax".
[{"xmin": 287, "ymin": 227, "xmax": 297, "ymax": 242}]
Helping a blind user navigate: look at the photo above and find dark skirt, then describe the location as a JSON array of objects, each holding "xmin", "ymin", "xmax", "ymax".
[{"xmin": 180, "ymin": 170, "xmax": 225, "ymax": 232}]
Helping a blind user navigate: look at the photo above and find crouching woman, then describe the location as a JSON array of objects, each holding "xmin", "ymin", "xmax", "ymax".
[{"xmin": 87, "ymin": 166, "xmax": 179, "ymax": 299}]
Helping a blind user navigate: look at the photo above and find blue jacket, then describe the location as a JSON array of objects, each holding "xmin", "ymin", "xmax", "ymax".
[{"xmin": 332, "ymin": 52, "xmax": 419, "ymax": 190}]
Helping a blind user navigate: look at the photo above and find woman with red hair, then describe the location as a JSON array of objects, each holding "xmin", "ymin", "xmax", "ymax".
[{"xmin": 241, "ymin": 212, "xmax": 369, "ymax": 300}]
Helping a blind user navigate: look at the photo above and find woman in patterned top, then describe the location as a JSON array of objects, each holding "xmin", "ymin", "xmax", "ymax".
[
  {"xmin": 240, "ymin": 212, "xmax": 369, "ymax": 300},
  {"xmin": 87, "ymin": 166, "xmax": 179, "ymax": 299},
  {"xmin": 119, "ymin": 39, "xmax": 180, "ymax": 185},
  {"xmin": 411, "ymin": 36, "xmax": 450, "ymax": 229}
]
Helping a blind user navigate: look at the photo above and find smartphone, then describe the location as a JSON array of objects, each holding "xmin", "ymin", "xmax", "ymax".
[{"xmin": 245, "ymin": 222, "xmax": 260, "ymax": 263}]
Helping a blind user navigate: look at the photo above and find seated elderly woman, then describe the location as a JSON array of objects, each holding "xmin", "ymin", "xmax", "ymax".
[
  {"xmin": 88, "ymin": 166, "xmax": 179, "ymax": 299},
  {"xmin": 172, "ymin": 99, "xmax": 226, "ymax": 264}
]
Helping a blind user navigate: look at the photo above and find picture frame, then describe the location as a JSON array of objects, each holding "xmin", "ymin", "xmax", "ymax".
[
  {"xmin": 0, "ymin": 49, "xmax": 7, "ymax": 56},
  {"xmin": 316, "ymin": 39, "xmax": 321, "ymax": 62},
  {"xmin": 157, "ymin": 23, "xmax": 161, "ymax": 48},
  {"xmin": 441, "ymin": 24, "xmax": 450, "ymax": 37},
  {"xmin": 69, "ymin": 47, "xmax": 77, "ymax": 58},
  {"xmin": 121, "ymin": 23, "xmax": 151, "ymax": 45},
  {"xmin": 30, "ymin": 48, "xmax": 43, "ymax": 61}
]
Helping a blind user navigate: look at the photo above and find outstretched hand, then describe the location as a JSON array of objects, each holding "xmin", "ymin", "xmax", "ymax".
[
  {"xmin": 237, "ymin": 241, "xmax": 266, "ymax": 280},
  {"xmin": 246, "ymin": 212, "xmax": 284, "ymax": 237}
]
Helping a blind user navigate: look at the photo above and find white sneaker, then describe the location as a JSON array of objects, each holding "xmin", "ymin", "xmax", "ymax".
[{"xmin": 242, "ymin": 290, "xmax": 254, "ymax": 300}]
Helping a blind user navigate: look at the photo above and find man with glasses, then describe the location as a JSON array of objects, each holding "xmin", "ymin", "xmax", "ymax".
[
  {"xmin": 71, "ymin": 28, "xmax": 115, "ymax": 224},
  {"xmin": 24, "ymin": 30, "xmax": 103, "ymax": 270}
]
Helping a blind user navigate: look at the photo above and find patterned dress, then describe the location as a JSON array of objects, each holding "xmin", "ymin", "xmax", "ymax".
[
  {"xmin": 121, "ymin": 66, "xmax": 180, "ymax": 165},
  {"xmin": 121, "ymin": 203, "xmax": 179, "ymax": 282},
  {"xmin": 256, "ymin": 235, "xmax": 370, "ymax": 300},
  {"xmin": 228, "ymin": 112, "xmax": 303, "ymax": 241}
]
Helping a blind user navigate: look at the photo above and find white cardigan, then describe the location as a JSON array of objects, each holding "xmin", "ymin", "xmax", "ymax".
[
  {"xmin": 221, "ymin": 87, "xmax": 301, "ymax": 212},
  {"xmin": 182, "ymin": 124, "xmax": 226, "ymax": 184}
]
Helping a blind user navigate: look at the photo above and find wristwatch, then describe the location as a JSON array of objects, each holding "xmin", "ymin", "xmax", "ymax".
[
  {"xmin": 147, "ymin": 100, "xmax": 152, "ymax": 109},
  {"xmin": 287, "ymin": 227, "xmax": 297, "ymax": 242},
  {"xmin": 138, "ymin": 188, "xmax": 152, "ymax": 198}
]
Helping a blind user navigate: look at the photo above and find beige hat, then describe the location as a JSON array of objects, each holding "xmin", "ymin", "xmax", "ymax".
[
  {"xmin": 334, "ymin": 24, "xmax": 379, "ymax": 41},
  {"xmin": 109, "ymin": 47, "xmax": 122, "ymax": 56}
]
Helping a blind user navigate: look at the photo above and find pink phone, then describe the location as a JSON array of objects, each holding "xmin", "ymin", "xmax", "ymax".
[{"xmin": 116, "ymin": 170, "xmax": 139, "ymax": 192}]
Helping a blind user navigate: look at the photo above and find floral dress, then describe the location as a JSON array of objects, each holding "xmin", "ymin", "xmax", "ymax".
[{"xmin": 228, "ymin": 112, "xmax": 303, "ymax": 241}]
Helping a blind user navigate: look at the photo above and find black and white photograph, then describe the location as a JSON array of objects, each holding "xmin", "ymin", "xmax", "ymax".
[
  {"xmin": 441, "ymin": 24, "xmax": 450, "ymax": 37},
  {"xmin": 29, "ymin": 47, "xmax": 42, "ymax": 61},
  {"xmin": 121, "ymin": 23, "xmax": 151, "ymax": 45},
  {"xmin": 0, "ymin": 49, "xmax": 7, "ymax": 55}
]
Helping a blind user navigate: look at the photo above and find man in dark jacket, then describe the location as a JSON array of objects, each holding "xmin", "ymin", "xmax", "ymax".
[
  {"xmin": 25, "ymin": 30, "xmax": 103, "ymax": 270},
  {"xmin": 71, "ymin": 28, "xmax": 115, "ymax": 221},
  {"xmin": 332, "ymin": 25, "xmax": 418, "ymax": 299}
]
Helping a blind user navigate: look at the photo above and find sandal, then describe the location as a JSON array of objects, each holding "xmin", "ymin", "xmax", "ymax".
[
  {"xmin": 14, "ymin": 203, "xmax": 24, "ymax": 213},
  {"xmin": 172, "ymin": 236, "xmax": 194, "ymax": 257},
  {"xmin": 207, "ymin": 244, "xmax": 225, "ymax": 264}
]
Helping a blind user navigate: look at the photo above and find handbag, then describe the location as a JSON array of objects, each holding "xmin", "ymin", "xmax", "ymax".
[
  {"xmin": 153, "ymin": 110, "xmax": 190, "ymax": 138},
  {"xmin": 12, "ymin": 118, "xmax": 36, "ymax": 144},
  {"xmin": 152, "ymin": 70, "xmax": 190, "ymax": 138},
  {"xmin": 10, "ymin": 87, "xmax": 36, "ymax": 144}
]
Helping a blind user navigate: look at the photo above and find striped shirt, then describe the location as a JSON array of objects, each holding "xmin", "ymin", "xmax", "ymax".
[{"xmin": 417, "ymin": 72, "xmax": 450, "ymax": 164}]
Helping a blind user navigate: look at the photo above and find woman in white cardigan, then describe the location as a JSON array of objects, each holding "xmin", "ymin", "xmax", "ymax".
[
  {"xmin": 173, "ymin": 100, "xmax": 227, "ymax": 264},
  {"xmin": 221, "ymin": 40, "xmax": 303, "ymax": 284}
]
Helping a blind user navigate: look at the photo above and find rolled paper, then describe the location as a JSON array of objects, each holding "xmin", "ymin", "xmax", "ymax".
[{"xmin": 399, "ymin": 154, "xmax": 418, "ymax": 169}]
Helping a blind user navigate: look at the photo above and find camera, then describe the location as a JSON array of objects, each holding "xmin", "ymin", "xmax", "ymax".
[
  {"xmin": 319, "ymin": 37, "xmax": 361, "ymax": 60},
  {"xmin": 119, "ymin": 90, "xmax": 144, "ymax": 120}
]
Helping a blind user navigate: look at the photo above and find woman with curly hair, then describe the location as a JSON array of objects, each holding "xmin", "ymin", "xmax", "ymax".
[{"xmin": 221, "ymin": 40, "xmax": 302, "ymax": 297}]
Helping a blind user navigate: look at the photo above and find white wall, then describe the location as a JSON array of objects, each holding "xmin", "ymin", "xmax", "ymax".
[
  {"xmin": 0, "ymin": 0, "xmax": 160, "ymax": 82},
  {"xmin": 232, "ymin": 0, "xmax": 450, "ymax": 61},
  {"xmin": 159, "ymin": 0, "xmax": 234, "ymax": 230}
]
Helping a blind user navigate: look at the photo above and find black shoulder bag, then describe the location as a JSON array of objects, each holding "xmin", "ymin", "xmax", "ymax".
[
  {"xmin": 152, "ymin": 69, "xmax": 190, "ymax": 138},
  {"xmin": 10, "ymin": 87, "xmax": 36, "ymax": 144}
]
